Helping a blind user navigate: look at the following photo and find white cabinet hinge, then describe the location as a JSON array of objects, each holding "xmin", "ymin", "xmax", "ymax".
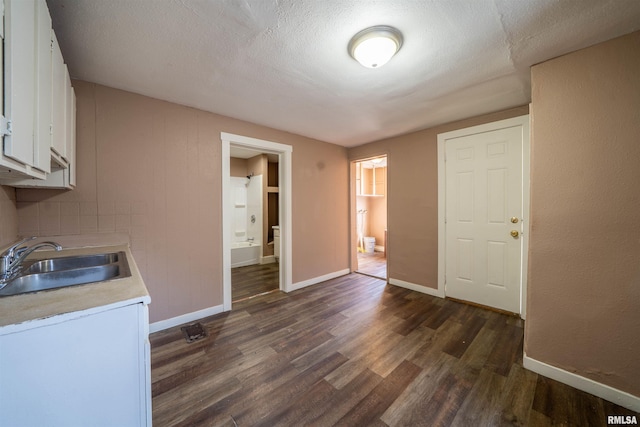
[{"xmin": 1, "ymin": 116, "xmax": 12, "ymax": 136}]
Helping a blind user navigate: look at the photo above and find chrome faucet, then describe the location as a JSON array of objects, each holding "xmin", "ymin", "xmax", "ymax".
[{"xmin": 0, "ymin": 237, "xmax": 62, "ymax": 288}]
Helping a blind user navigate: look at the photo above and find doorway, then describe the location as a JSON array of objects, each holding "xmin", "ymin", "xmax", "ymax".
[
  {"xmin": 229, "ymin": 148, "xmax": 280, "ymax": 303},
  {"xmin": 437, "ymin": 115, "xmax": 530, "ymax": 316},
  {"xmin": 221, "ymin": 133, "xmax": 293, "ymax": 312},
  {"xmin": 353, "ymin": 156, "xmax": 388, "ymax": 280}
]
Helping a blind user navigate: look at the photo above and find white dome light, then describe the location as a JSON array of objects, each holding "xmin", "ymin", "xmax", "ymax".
[{"xmin": 348, "ymin": 26, "xmax": 403, "ymax": 69}]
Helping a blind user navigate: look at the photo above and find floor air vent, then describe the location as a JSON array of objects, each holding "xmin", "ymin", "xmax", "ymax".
[{"xmin": 181, "ymin": 322, "xmax": 207, "ymax": 343}]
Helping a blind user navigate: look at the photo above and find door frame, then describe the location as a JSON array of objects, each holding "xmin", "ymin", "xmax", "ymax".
[
  {"xmin": 349, "ymin": 154, "xmax": 389, "ymax": 280},
  {"xmin": 221, "ymin": 132, "xmax": 293, "ymax": 311},
  {"xmin": 437, "ymin": 115, "xmax": 530, "ymax": 318}
]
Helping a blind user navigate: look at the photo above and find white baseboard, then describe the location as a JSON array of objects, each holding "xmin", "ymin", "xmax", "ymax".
[
  {"xmin": 289, "ymin": 268, "xmax": 350, "ymax": 292},
  {"xmin": 149, "ymin": 304, "xmax": 224, "ymax": 333},
  {"xmin": 389, "ymin": 277, "xmax": 444, "ymax": 298},
  {"xmin": 523, "ymin": 354, "xmax": 640, "ymax": 412},
  {"xmin": 260, "ymin": 255, "xmax": 275, "ymax": 264},
  {"xmin": 231, "ymin": 260, "xmax": 259, "ymax": 268},
  {"xmin": 374, "ymin": 245, "xmax": 385, "ymax": 253}
]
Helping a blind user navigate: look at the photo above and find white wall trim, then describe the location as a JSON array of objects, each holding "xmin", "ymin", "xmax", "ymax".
[
  {"xmin": 437, "ymin": 115, "xmax": 530, "ymax": 318},
  {"xmin": 389, "ymin": 278, "xmax": 445, "ymax": 298},
  {"xmin": 221, "ymin": 132, "xmax": 293, "ymax": 310},
  {"xmin": 260, "ymin": 255, "xmax": 276, "ymax": 265},
  {"xmin": 149, "ymin": 305, "xmax": 224, "ymax": 333},
  {"xmin": 524, "ymin": 354, "xmax": 640, "ymax": 412},
  {"xmin": 290, "ymin": 269, "xmax": 350, "ymax": 292}
]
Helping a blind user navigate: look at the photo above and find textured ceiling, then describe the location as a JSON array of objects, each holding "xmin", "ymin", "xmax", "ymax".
[{"xmin": 47, "ymin": 0, "xmax": 640, "ymax": 147}]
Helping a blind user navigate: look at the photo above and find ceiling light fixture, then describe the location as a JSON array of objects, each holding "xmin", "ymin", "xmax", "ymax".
[{"xmin": 348, "ymin": 25, "xmax": 403, "ymax": 69}]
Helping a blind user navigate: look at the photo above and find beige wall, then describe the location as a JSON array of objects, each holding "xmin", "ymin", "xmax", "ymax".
[
  {"xmin": 230, "ymin": 158, "xmax": 247, "ymax": 177},
  {"xmin": 526, "ymin": 31, "xmax": 640, "ymax": 396},
  {"xmin": 369, "ymin": 167, "xmax": 387, "ymax": 248},
  {"xmin": 0, "ymin": 186, "xmax": 18, "ymax": 247},
  {"xmin": 16, "ymin": 81, "xmax": 349, "ymax": 323},
  {"xmin": 349, "ymin": 106, "xmax": 528, "ymax": 288}
]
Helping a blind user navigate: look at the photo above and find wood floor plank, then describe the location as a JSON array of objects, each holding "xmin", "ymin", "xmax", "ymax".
[
  {"xmin": 422, "ymin": 302, "xmax": 457, "ymax": 330},
  {"xmin": 356, "ymin": 251, "xmax": 387, "ymax": 279},
  {"xmin": 234, "ymin": 352, "xmax": 349, "ymax": 426},
  {"xmin": 442, "ymin": 314, "xmax": 487, "ymax": 359},
  {"xmin": 452, "ymin": 324, "xmax": 498, "ymax": 384},
  {"xmin": 334, "ymin": 359, "xmax": 422, "ymax": 426},
  {"xmin": 450, "ymin": 368, "xmax": 506, "ymax": 427},
  {"xmin": 369, "ymin": 326, "xmax": 433, "ymax": 378},
  {"xmin": 254, "ymin": 379, "xmax": 337, "ymax": 427},
  {"xmin": 232, "ymin": 263, "xmax": 279, "ymax": 302},
  {"xmin": 309, "ymin": 368, "xmax": 384, "ymax": 426},
  {"xmin": 484, "ymin": 321, "xmax": 525, "ymax": 377},
  {"xmin": 392, "ymin": 298, "xmax": 438, "ymax": 336},
  {"xmin": 409, "ymin": 319, "xmax": 463, "ymax": 369},
  {"xmin": 152, "ymin": 342, "xmax": 243, "ymax": 397},
  {"xmin": 172, "ymin": 350, "xmax": 301, "ymax": 426},
  {"xmin": 150, "ymin": 266, "xmax": 639, "ymax": 427},
  {"xmin": 381, "ymin": 351, "xmax": 457, "ymax": 426},
  {"xmin": 488, "ymin": 363, "xmax": 538, "ymax": 426}
]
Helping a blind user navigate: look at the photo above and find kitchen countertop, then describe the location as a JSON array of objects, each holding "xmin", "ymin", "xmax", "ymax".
[{"xmin": 0, "ymin": 244, "xmax": 151, "ymax": 330}]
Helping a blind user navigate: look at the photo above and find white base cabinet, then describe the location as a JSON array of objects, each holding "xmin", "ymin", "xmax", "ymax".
[{"xmin": 0, "ymin": 302, "xmax": 151, "ymax": 427}]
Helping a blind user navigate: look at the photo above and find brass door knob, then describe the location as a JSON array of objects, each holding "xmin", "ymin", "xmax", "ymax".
[
  {"xmin": 510, "ymin": 217, "xmax": 519, "ymax": 223},
  {"xmin": 510, "ymin": 230, "xmax": 519, "ymax": 238}
]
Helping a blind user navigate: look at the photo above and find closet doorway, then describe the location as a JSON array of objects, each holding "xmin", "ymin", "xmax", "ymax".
[{"xmin": 353, "ymin": 156, "xmax": 388, "ymax": 280}]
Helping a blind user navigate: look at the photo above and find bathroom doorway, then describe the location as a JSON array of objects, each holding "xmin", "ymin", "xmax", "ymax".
[
  {"xmin": 229, "ymin": 147, "xmax": 280, "ymax": 303},
  {"xmin": 221, "ymin": 133, "xmax": 293, "ymax": 312},
  {"xmin": 353, "ymin": 156, "xmax": 388, "ymax": 280}
]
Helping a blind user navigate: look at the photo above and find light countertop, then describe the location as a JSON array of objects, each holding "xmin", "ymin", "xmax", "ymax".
[{"xmin": 0, "ymin": 244, "xmax": 151, "ymax": 330}]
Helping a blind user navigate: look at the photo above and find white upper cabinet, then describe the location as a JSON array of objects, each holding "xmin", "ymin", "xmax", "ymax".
[
  {"xmin": 35, "ymin": 0, "xmax": 52, "ymax": 173},
  {"xmin": 68, "ymin": 84, "xmax": 77, "ymax": 187},
  {"xmin": 51, "ymin": 31, "xmax": 67, "ymax": 163},
  {"xmin": 1, "ymin": 0, "xmax": 40, "ymax": 175},
  {"xmin": 1, "ymin": 0, "xmax": 76, "ymax": 188}
]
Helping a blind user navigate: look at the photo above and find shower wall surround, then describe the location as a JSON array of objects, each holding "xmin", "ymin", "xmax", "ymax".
[{"xmin": 230, "ymin": 175, "xmax": 263, "ymax": 245}]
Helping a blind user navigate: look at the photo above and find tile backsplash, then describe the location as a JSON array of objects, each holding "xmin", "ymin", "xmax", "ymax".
[
  {"xmin": 17, "ymin": 200, "xmax": 146, "ymax": 248},
  {"xmin": 0, "ymin": 186, "xmax": 18, "ymax": 247}
]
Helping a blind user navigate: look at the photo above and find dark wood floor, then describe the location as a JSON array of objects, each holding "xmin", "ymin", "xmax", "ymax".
[
  {"xmin": 357, "ymin": 251, "xmax": 387, "ymax": 279},
  {"xmin": 150, "ymin": 272, "xmax": 638, "ymax": 427},
  {"xmin": 232, "ymin": 262, "xmax": 279, "ymax": 303}
]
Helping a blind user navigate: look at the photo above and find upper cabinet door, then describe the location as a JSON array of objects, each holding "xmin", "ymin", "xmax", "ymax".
[
  {"xmin": 66, "ymin": 75, "xmax": 76, "ymax": 187},
  {"xmin": 51, "ymin": 32, "xmax": 67, "ymax": 161},
  {"xmin": 35, "ymin": 0, "xmax": 52, "ymax": 173},
  {"xmin": 4, "ymin": 0, "xmax": 37, "ymax": 166}
]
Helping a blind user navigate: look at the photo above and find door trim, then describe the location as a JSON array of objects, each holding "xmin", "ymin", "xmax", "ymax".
[
  {"xmin": 349, "ymin": 155, "xmax": 389, "ymax": 281},
  {"xmin": 437, "ymin": 115, "xmax": 530, "ymax": 318},
  {"xmin": 221, "ymin": 132, "xmax": 293, "ymax": 311}
]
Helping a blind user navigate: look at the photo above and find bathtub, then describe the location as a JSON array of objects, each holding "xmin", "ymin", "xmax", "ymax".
[{"xmin": 231, "ymin": 241, "xmax": 261, "ymax": 268}]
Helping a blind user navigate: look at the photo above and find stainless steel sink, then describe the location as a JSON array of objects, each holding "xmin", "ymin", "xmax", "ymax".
[
  {"xmin": 26, "ymin": 253, "xmax": 121, "ymax": 274},
  {"xmin": 0, "ymin": 251, "xmax": 131, "ymax": 297}
]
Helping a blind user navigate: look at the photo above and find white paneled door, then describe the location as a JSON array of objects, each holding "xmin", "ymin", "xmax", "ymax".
[{"xmin": 443, "ymin": 122, "xmax": 526, "ymax": 313}]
